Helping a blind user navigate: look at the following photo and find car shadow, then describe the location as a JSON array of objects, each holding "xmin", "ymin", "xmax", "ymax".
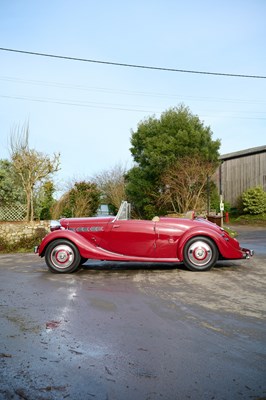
[
  {"xmin": 81, "ymin": 260, "xmax": 242, "ymax": 272},
  {"xmin": 82, "ymin": 260, "xmax": 180, "ymax": 271}
]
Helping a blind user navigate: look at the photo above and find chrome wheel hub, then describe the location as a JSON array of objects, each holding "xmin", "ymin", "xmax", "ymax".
[
  {"xmin": 187, "ymin": 241, "xmax": 212, "ymax": 267},
  {"xmin": 50, "ymin": 245, "xmax": 74, "ymax": 269}
]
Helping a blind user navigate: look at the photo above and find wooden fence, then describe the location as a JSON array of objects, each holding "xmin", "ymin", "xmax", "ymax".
[{"xmin": 0, "ymin": 204, "xmax": 27, "ymax": 221}]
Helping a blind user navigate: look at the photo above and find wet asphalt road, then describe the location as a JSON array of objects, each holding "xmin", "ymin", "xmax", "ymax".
[{"xmin": 0, "ymin": 226, "xmax": 265, "ymax": 400}]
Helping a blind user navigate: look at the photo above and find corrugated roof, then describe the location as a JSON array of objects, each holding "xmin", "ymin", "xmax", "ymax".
[{"xmin": 220, "ymin": 145, "xmax": 266, "ymax": 161}]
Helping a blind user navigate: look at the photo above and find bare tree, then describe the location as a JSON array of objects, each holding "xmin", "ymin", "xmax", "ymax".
[
  {"xmin": 10, "ymin": 122, "xmax": 60, "ymax": 221},
  {"xmin": 93, "ymin": 163, "xmax": 127, "ymax": 211},
  {"xmin": 51, "ymin": 181, "xmax": 101, "ymax": 218},
  {"xmin": 158, "ymin": 156, "xmax": 217, "ymax": 214}
]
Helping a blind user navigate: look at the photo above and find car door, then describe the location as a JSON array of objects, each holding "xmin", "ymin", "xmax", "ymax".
[{"xmin": 102, "ymin": 219, "xmax": 156, "ymax": 258}]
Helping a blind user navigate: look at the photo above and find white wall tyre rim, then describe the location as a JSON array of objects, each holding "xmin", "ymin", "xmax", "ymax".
[
  {"xmin": 50, "ymin": 245, "xmax": 74, "ymax": 269},
  {"xmin": 187, "ymin": 240, "xmax": 212, "ymax": 267}
]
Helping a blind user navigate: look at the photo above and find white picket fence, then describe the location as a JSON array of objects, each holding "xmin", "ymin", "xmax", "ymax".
[{"xmin": 0, "ymin": 204, "xmax": 27, "ymax": 221}]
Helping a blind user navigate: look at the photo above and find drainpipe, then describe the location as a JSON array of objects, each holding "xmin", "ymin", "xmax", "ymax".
[{"xmin": 219, "ymin": 162, "xmax": 224, "ymax": 228}]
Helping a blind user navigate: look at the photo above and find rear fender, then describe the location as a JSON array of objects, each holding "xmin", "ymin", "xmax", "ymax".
[{"xmin": 177, "ymin": 227, "xmax": 242, "ymax": 261}]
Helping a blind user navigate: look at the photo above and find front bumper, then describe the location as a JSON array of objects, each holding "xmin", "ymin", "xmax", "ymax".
[
  {"xmin": 34, "ymin": 245, "xmax": 39, "ymax": 254},
  {"xmin": 242, "ymin": 248, "xmax": 254, "ymax": 259}
]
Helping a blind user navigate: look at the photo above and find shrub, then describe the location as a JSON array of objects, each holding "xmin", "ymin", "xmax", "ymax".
[
  {"xmin": 0, "ymin": 228, "xmax": 47, "ymax": 253},
  {"xmin": 242, "ymin": 186, "xmax": 266, "ymax": 215}
]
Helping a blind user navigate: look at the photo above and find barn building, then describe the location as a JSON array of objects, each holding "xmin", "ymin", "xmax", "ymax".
[{"xmin": 219, "ymin": 145, "xmax": 266, "ymax": 207}]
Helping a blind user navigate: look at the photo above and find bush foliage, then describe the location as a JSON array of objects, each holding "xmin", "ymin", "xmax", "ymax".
[
  {"xmin": 242, "ymin": 186, "xmax": 266, "ymax": 215},
  {"xmin": 0, "ymin": 228, "xmax": 47, "ymax": 253}
]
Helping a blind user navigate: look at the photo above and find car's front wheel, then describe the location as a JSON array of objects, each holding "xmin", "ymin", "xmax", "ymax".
[
  {"xmin": 45, "ymin": 239, "xmax": 81, "ymax": 273},
  {"xmin": 80, "ymin": 257, "xmax": 88, "ymax": 265},
  {"xmin": 183, "ymin": 236, "xmax": 218, "ymax": 271}
]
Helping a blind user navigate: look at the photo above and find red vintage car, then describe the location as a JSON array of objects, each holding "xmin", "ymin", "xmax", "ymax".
[{"xmin": 35, "ymin": 201, "xmax": 253, "ymax": 273}]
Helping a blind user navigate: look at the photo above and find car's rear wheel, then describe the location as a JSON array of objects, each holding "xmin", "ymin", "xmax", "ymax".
[
  {"xmin": 45, "ymin": 239, "xmax": 81, "ymax": 273},
  {"xmin": 183, "ymin": 236, "xmax": 218, "ymax": 271}
]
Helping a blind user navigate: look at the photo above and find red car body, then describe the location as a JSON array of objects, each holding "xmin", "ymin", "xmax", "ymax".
[{"xmin": 35, "ymin": 201, "xmax": 253, "ymax": 273}]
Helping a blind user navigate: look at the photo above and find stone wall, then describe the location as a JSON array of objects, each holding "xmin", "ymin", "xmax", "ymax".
[{"xmin": 0, "ymin": 221, "xmax": 50, "ymax": 244}]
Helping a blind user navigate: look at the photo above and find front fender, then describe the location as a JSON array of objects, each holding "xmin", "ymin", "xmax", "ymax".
[
  {"xmin": 38, "ymin": 229, "xmax": 156, "ymax": 262},
  {"xmin": 38, "ymin": 230, "xmax": 103, "ymax": 259},
  {"xmin": 176, "ymin": 227, "xmax": 242, "ymax": 261}
]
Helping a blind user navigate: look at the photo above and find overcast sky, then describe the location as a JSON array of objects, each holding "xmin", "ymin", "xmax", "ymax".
[{"xmin": 0, "ymin": 0, "xmax": 265, "ymax": 190}]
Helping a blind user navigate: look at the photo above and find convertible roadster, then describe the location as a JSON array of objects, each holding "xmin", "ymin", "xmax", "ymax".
[{"xmin": 35, "ymin": 201, "xmax": 253, "ymax": 273}]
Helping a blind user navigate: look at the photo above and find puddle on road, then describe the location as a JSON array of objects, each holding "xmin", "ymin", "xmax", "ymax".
[
  {"xmin": 90, "ymin": 298, "xmax": 117, "ymax": 312},
  {"xmin": 2, "ymin": 308, "xmax": 41, "ymax": 334}
]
